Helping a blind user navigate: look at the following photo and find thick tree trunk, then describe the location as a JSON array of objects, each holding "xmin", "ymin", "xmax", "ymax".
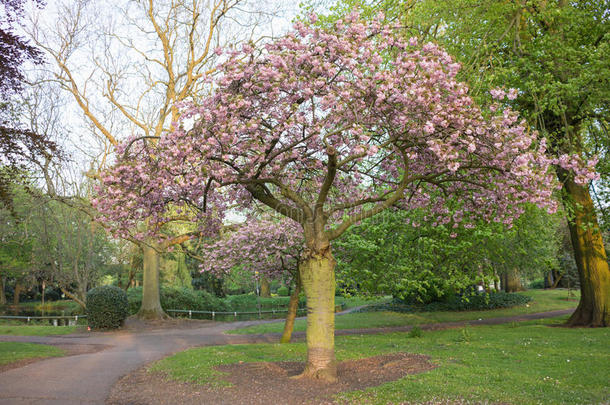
[
  {"xmin": 544, "ymin": 271, "xmax": 554, "ymax": 289},
  {"xmin": 298, "ymin": 250, "xmax": 336, "ymax": 382},
  {"xmin": 0, "ymin": 276, "xmax": 6, "ymax": 305},
  {"xmin": 560, "ymin": 176, "xmax": 610, "ymax": 327},
  {"xmin": 138, "ymin": 245, "xmax": 168, "ymax": 319},
  {"xmin": 13, "ymin": 282, "xmax": 23, "ymax": 306},
  {"xmin": 260, "ymin": 277, "xmax": 271, "ymax": 298},
  {"xmin": 503, "ymin": 268, "xmax": 524, "ymax": 293},
  {"xmin": 280, "ymin": 274, "xmax": 301, "ymax": 344}
]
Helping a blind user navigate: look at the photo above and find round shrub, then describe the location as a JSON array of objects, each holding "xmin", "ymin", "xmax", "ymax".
[
  {"xmin": 86, "ymin": 286, "xmax": 129, "ymax": 329},
  {"xmin": 277, "ymin": 286, "xmax": 290, "ymax": 297}
]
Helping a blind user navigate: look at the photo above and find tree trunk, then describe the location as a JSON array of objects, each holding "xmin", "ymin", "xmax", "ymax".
[
  {"xmin": 13, "ymin": 282, "xmax": 23, "ymax": 306},
  {"xmin": 544, "ymin": 271, "xmax": 554, "ymax": 289},
  {"xmin": 560, "ymin": 176, "xmax": 610, "ymax": 327},
  {"xmin": 60, "ymin": 287, "xmax": 86, "ymax": 309},
  {"xmin": 298, "ymin": 250, "xmax": 336, "ymax": 382},
  {"xmin": 280, "ymin": 273, "xmax": 301, "ymax": 344},
  {"xmin": 503, "ymin": 268, "xmax": 524, "ymax": 293},
  {"xmin": 138, "ymin": 244, "xmax": 168, "ymax": 319},
  {"xmin": 0, "ymin": 276, "xmax": 6, "ymax": 305},
  {"xmin": 260, "ymin": 277, "xmax": 271, "ymax": 298}
]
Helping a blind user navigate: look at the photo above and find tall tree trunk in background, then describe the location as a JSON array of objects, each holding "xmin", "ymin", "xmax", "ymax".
[
  {"xmin": 280, "ymin": 273, "xmax": 301, "ymax": 344},
  {"xmin": 503, "ymin": 268, "xmax": 524, "ymax": 293},
  {"xmin": 138, "ymin": 244, "xmax": 168, "ymax": 319},
  {"xmin": 544, "ymin": 271, "xmax": 554, "ymax": 289},
  {"xmin": 13, "ymin": 282, "xmax": 23, "ymax": 305},
  {"xmin": 260, "ymin": 277, "xmax": 271, "ymax": 298},
  {"xmin": 558, "ymin": 172, "xmax": 610, "ymax": 327},
  {"xmin": 0, "ymin": 276, "xmax": 6, "ymax": 305},
  {"xmin": 299, "ymin": 248, "xmax": 336, "ymax": 382}
]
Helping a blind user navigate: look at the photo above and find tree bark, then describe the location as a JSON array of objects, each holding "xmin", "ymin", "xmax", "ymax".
[
  {"xmin": 503, "ymin": 268, "xmax": 524, "ymax": 293},
  {"xmin": 13, "ymin": 282, "xmax": 23, "ymax": 306},
  {"xmin": 560, "ymin": 175, "xmax": 610, "ymax": 327},
  {"xmin": 280, "ymin": 273, "xmax": 301, "ymax": 344},
  {"xmin": 0, "ymin": 276, "xmax": 6, "ymax": 305},
  {"xmin": 260, "ymin": 276, "xmax": 271, "ymax": 298},
  {"xmin": 138, "ymin": 244, "xmax": 168, "ymax": 319},
  {"xmin": 298, "ymin": 249, "xmax": 337, "ymax": 382}
]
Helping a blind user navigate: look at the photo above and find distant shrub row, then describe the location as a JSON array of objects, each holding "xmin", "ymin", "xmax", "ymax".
[
  {"xmin": 124, "ymin": 288, "xmax": 305, "ymax": 315},
  {"xmin": 360, "ymin": 292, "xmax": 532, "ymax": 313}
]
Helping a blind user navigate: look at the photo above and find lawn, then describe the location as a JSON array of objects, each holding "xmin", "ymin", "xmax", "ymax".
[
  {"xmin": 0, "ymin": 342, "xmax": 65, "ymax": 365},
  {"xmin": 0, "ymin": 321, "xmax": 79, "ymax": 336},
  {"xmin": 227, "ymin": 289, "xmax": 578, "ymax": 335},
  {"xmin": 151, "ymin": 316, "xmax": 609, "ymax": 404}
]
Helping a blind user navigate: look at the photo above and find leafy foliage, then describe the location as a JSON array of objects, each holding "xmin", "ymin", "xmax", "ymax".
[
  {"xmin": 86, "ymin": 285, "xmax": 129, "ymax": 330},
  {"xmin": 126, "ymin": 286, "xmax": 229, "ymax": 315},
  {"xmin": 335, "ymin": 205, "xmax": 560, "ymax": 302}
]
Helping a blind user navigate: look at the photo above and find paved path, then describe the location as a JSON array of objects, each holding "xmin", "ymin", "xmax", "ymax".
[{"xmin": 0, "ymin": 308, "xmax": 573, "ymax": 405}]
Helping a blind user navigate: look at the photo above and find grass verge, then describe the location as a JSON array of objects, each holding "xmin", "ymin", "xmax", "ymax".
[
  {"xmin": 227, "ymin": 289, "xmax": 578, "ymax": 335},
  {"xmin": 0, "ymin": 342, "xmax": 65, "ymax": 365},
  {"xmin": 151, "ymin": 316, "xmax": 609, "ymax": 404},
  {"xmin": 0, "ymin": 321, "xmax": 79, "ymax": 336}
]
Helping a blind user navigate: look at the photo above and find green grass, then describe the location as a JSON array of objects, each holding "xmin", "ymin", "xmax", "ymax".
[
  {"xmin": 0, "ymin": 321, "xmax": 79, "ymax": 336},
  {"xmin": 151, "ymin": 316, "xmax": 609, "ymax": 404},
  {"xmin": 228, "ymin": 289, "xmax": 578, "ymax": 335},
  {"xmin": 0, "ymin": 342, "xmax": 65, "ymax": 365},
  {"xmin": 336, "ymin": 295, "xmax": 391, "ymax": 309}
]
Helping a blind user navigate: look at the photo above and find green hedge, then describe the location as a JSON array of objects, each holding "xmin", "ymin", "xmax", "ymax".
[
  {"xmin": 86, "ymin": 286, "xmax": 129, "ymax": 329},
  {"xmin": 126, "ymin": 287, "xmax": 229, "ymax": 314},
  {"xmin": 360, "ymin": 292, "xmax": 532, "ymax": 313},
  {"xmin": 223, "ymin": 293, "xmax": 306, "ymax": 311}
]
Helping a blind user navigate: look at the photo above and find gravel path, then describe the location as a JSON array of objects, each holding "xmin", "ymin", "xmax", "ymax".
[{"xmin": 0, "ymin": 308, "xmax": 573, "ymax": 405}]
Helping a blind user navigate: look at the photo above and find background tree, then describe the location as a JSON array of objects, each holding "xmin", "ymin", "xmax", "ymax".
[
  {"xmin": 335, "ymin": 204, "xmax": 560, "ymax": 301},
  {"xmin": 199, "ymin": 216, "xmax": 303, "ymax": 343},
  {"xmin": 28, "ymin": 0, "xmax": 279, "ymax": 319},
  {"xmin": 0, "ymin": 0, "xmax": 58, "ymax": 210}
]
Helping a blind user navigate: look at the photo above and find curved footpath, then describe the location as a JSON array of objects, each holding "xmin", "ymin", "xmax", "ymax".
[{"xmin": 0, "ymin": 308, "xmax": 573, "ymax": 405}]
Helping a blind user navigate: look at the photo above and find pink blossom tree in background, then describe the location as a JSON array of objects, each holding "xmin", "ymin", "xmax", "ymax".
[
  {"xmin": 200, "ymin": 216, "xmax": 303, "ymax": 342},
  {"xmin": 92, "ymin": 138, "xmax": 223, "ymax": 319},
  {"xmin": 96, "ymin": 13, "xmax": 595, "ymax": 380}
]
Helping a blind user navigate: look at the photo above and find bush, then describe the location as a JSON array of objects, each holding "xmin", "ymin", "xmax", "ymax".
[
  {"xmin": 277, "ymin": 286, "xmax": 290, "ymax": 297},
  {"xmin": 529, "ymin": 279, "xmax": 545, "ymax": 289},
  {"xmin": 126, "ymin": 286, "xmax": 229, "ymax": 315},
  {"xmin": 423, "ymin": 292, "xmax": 532, "ymax": 311},
  {"xmin": 162, "ymin": 287, "xmax": 228, "ymax": 312},
  {"xmin": 360, "ymin": 292, "xmax": 532, "ymax": 313},
  {"xmin": 224, "ymin": 293, "xmax": 306, "ymax": 311},
  {"xmin": 86, "ymin": 286, "xmax": 129, "ymax": 329}
]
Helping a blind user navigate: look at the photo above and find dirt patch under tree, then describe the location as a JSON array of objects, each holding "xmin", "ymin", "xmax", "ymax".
[{"xmin": 107, "ymin": 352, "xmax": 435, "ymax": 405}]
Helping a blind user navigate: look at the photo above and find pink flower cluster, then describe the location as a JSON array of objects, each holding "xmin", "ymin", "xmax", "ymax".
[{"xmin": 200, "ymin": 217, "xmax": 303, "ymax": 280}]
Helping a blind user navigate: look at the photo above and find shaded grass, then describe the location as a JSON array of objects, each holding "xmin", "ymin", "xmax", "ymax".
[
  {"xmin": 228, "ymin": 289, "xmax": 578, "ymax": 335},
  {"xmin": 152, "ymin": 316, "xmax": 609, "ymax": 404},
  {"xmin": 0, "ymin": 342, "xmax": 65, "ymax": 365},
  {"xmin": 0, "ymin": 321, "xmax": 79, "ymax": 336}
]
